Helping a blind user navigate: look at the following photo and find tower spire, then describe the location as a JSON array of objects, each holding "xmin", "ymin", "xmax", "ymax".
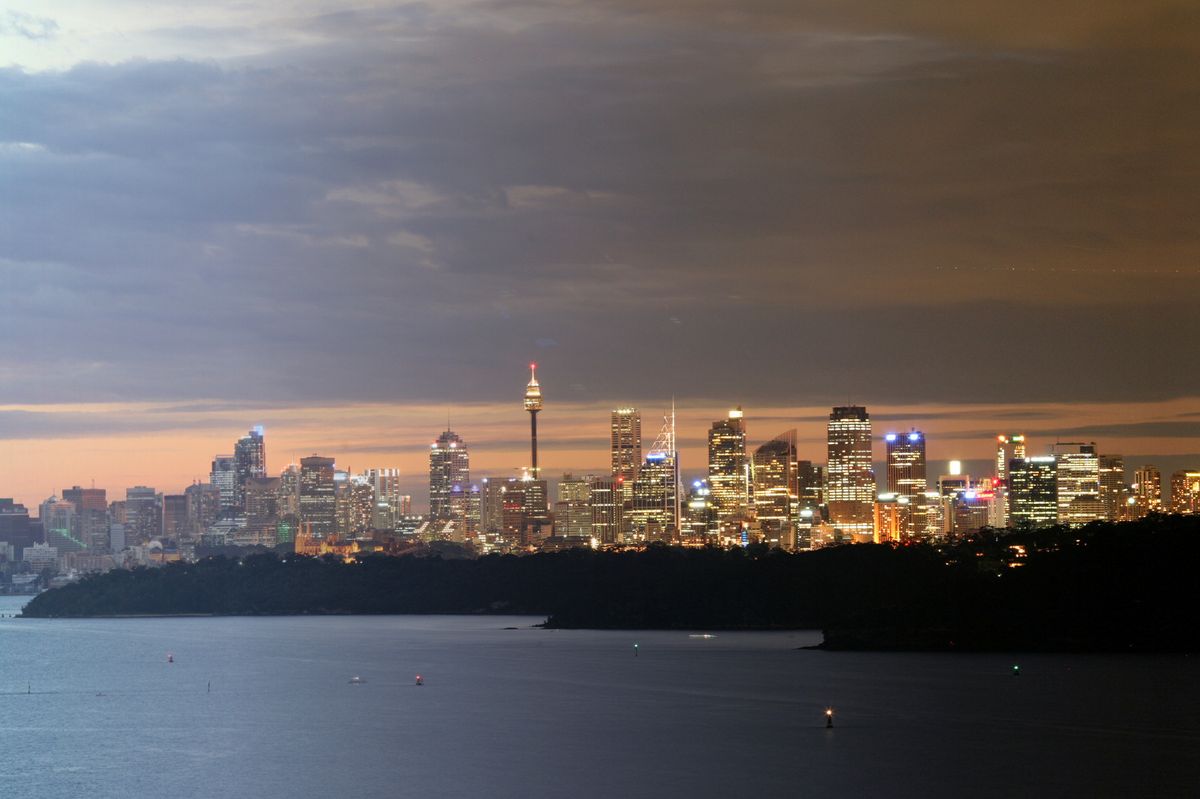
[{"xmin": 524, "ymin": 363, "xmax": 543, "ymax": 478}]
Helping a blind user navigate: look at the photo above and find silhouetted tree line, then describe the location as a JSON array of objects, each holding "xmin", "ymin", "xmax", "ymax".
[{"xmin": 21, "ymin": 515, "xmax": 1200, "ymax": 651}]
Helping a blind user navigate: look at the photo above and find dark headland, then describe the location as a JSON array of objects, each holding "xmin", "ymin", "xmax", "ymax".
[{"xmin": 20, "ymin": 516, "xmax": 1200, "ymax": 653}]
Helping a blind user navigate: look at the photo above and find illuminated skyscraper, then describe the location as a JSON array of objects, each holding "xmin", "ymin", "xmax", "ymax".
[
  {"xmin": 1171, "ymin": 470, "xmax": 1200, "ymax": 514},
  {"xmin": 524, "ymin": 365, "xmax": 543, "ymax": 479},
  {"xmin": 210, "ymin": 455, "xmax": 237, "ymax": 514},
  {"xmin": 337, "ymin": 475, "xmax": 375, "ymax": 538},
  {"xmin": 610, "ymin": 408, "xmax": 642, "ymax": 482},
  {"xmin": 589, "ymin": 478, "xmax": 623, "ymax": 546},
  {"xmin": 752, "ymin": 429, "xmax": 798, "ymax": 549},
  {"xmin": 1097, "ymin": 455, "xmax": 1126, "ymax": 521},
  {"xmin": 885, "ymin": 431, "xmax": 927, "ymax": 498},
  {"xmin": 1008, "ymin": 457, "xmax": 1058, "ymax": 526},
  {"xmin": 629, "ymin": 408, "xmax": 680, "ymax": 542},
  {"xmin": 826, "ymin": 405, "xmax": 874, "ymax": 541},
  {"xmin": 233, "ymin": 426, "xmax": 267, "ymax": 511},
  {"xmin": 1133, "ymin": 465, "xmax": 1163, "ymax": 515},
  {"xmin": 995, "ymin": 434, "xmax": 1027, "ymax": 481},
  {"xmin": 161, "ymin": 494, "xmax": 189, "ymax": 542},
  {"xmin": 554, "ymin": 474, "xmax": 592, "ymax": 538},
  {"xmin": 1053, "ymin": 442, "xmax": 1102, "ymax": 524},
  {"xmin": 429, "ymin": 429, "xmax": 470, "ymax": 520},
  {"xmin": 366, "ymin": 468, "xmax": 405, "ymax": 530},
  {"xmin": 299, "ymin": 455, "xmax": 336, "ymax": 538},
  {"xmin": 707, "ymin": 408, "xmax": 749, "ymax": 532},
  {"xmin": 184, "ymin": 482, "xmax": 221, "ymax": 540}
]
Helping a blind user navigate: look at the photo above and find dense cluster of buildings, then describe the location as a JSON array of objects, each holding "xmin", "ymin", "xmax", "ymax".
[{"xmin": 2, "ymin": 368, "xmax": 1199, "ymax": 591}]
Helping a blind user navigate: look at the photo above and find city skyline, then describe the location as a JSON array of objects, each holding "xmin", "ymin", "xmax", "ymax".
[{"xmin": 4, "ymin": 390, "xmax": 1200, "ymax": 512}]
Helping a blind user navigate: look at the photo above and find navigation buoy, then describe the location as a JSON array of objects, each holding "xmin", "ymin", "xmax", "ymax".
[
  {"xmin": 167, "ymin": 653, "xmax": 174, "ymax": 663},
  {"xmin": 825, "ymin": 708, "xmax": 834, "ymax": 728},
  {"xmin": 1012, "ymin": 664, "xmax": 1020, "ymax": 677},
  {"xmin": 415, "ymin": 675, "xmax": 423, "ymax": 686},
  {"xmin": 634, "ymin": 643, "xmax": 639, "ymax": 658}
]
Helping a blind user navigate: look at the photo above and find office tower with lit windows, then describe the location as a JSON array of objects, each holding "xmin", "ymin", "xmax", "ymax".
[
  {"xmin": 233, "ymin": 427, "xmax": 267, "ymax": 510},
  {"xmin": 429, "ymin": 429, "xmax": 470, "ymax": 520},
  {"xmin": 62, "ymin": 486, "xmax": 108, "ymax": 551},
  {"xmin": 610, "ymin": 408, "xmax": 642, "ymax": 482},
  {"xmin": 752, "ymin": 429, "xmax": 798, "ymax": 550},
  {"xmin": 299, "ymin": 455, "xmax": 337, "ymax": 538},
  {"xmin": 707, "ymin": 408, "xmax": 749, "ymax": 532},
  {"xmin": 683, "ymin": 479, "xmax": 719, "ymax": 542},
  {"xmin": 279, "ymin": 463, "xmax": 301, "ymax": 517},
  {"xmin": 1008, "ymin": 457, "xmax": 1058, "ymax": 526},
  {"xmin": 365, "ymin": 468, "xmax": 404, "ymax": 530},
  {"xmin": 589, "ymin": 478, "xmax": 623, "ymax": 545},
  {"xmin": 826, "ymin": 406, "xmax": 874, "ymax": 541},
  {"xmin": 210, "ymin": 455, "xmax": 238, "ymax": 515},
  {"xmin": 1097, "ymin": 455, "xmax": 1126, "ymax": 521},
  {"xmin": 995, "ymin": 434, "xmax": 1027, "ymax": 481},
  {"xmin": 554, "ymin": 474, "xmax": 592, "ymax": 538},
  {"xmin": 1171, "ymin": 470, "xmax": 1200, "ymax": 514},
  {"xmin": 337, "ymin": 475, "xmax": 375, "ymax": 538},
  {"xmin": 628, "ymin": 409, "xmax": 681, "ymax": 542},
  {"xmin": 1053, "ymin": 442, "xmax": 1102, "ymax": 524},
  {"xmin": 885, "ymin": 431, "xmax": 927, "ymax": 498},
  {"xmin": 1133, "ymin": 465, "xmax": 1163, "ymax": 515}
]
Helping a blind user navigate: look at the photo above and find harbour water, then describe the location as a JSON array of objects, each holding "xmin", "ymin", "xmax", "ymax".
[{"xmin": 1, "ymin": 595, "xmax": 1197, "ymax": 798}]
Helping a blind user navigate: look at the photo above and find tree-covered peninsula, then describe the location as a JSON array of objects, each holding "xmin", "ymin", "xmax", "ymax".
[{"xmin": 21, "ymin": 516, "xmax": 1200, "ymax": 652}]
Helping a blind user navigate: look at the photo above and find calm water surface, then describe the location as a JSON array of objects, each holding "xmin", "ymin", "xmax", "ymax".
[{"xmin": 1, "ymin": 595, "xmax": 1197, "ymax": 798}]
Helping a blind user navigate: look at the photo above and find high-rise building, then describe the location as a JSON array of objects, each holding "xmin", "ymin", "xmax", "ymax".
[
  {"xmin": 752, "ymin": 429, "xmax": 798, "ymax": 550},
  {"xmin": 299, "ymin": 455, "xmax": 337, "ymax": 538},
  {"xmin": 244, "ymin": 476, "xmax": 283, "ymax": 521},
  {"xmin": 1171, "ymin": 470, "xmax": 1200, "ymax": 514},
  {"xmin": 161, "ymin": 494, "xmax": 189, "ymax": 541},
  {"xmin": 1008, "ymin": 457, "xmax": 1058, "ymax": 526},
  {"xmin": 125, "ymin": 486, "xmax": 161, "ymax": 545},
  {"xmin": 589, "ymin": 478, "xmax": 623, "ymax": 546},
  {"xmin": 40, "ymin": 496, "xmax": 81, "ymax": 553},
  {"xmin": 1132, "ymin": 465, "xmax": 1163, "ymax": 515},
  {"xmin": 995, "ymin": 434, "xmax": 1027, "ymax": 482},
  {"xmin": 184, "ymin": 482, "xmax": 221, "ymax": 540},
  {"xmin": 554, "ymin": 474, "xmax": 592, "ymax": 538},
  {"xmin": 1097, "ymin": 455, "xmax": 1126, "ymax": 521},
  {"xmin": 429, "ymin": 429, "xmax": 470, "ymax": 521},
  {"xmin": 233, "ymin": 427, "xmax": 267, "ymax": 510},
  {"xmin": 366, "ymin": 468, "xmax": 404, "ymax": 531},
  {"xmin": 885, "ymin": 431, "xmax": 927, "ymax": 498},
  {"xmin": 524, "ymin": 365, "xmax": 543, "ymax": 479},
  {"xmin": 210, "ymin": 455, "xmax": 238, "ymax": 515},
  {"xmin": 62, "ymin": 486, "xmax": 108, "ymax": 552},
  {"xmin": 682, "ymin": 479, "xmax": 719, "ymax": 543},
  {"xmin": 826, "ymin": 406, "xmax": 874, "ymax": 541},
  {"xmin": 610, "ymin": 408, "xmax": 642, "ymax": 483},
  {"xmin": 628, "ymin": 409, "xmax": 680, "ymax": 542},
  {"xmin": 279, "ymin": 463, "xmax": 301, "ymax": 518},
  {"xmin": 338, "ymin": 475, "xmax": 375, "ymax": 538},
  {"xmin": 0, "ymin": 499, "xmax": 35, "ymax": 559},
  {"xmin": 1053, "ymin": 442, "xmax": 1102, "ymax": 524},
  {"xmin": 707, "ymin": 408, "xmax": 749, "ymax": 532}
]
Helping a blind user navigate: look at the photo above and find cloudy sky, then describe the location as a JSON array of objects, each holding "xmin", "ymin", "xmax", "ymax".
[{"xmin": 1, "ymin": 1, "xmax": 1197, "ymax": 507}]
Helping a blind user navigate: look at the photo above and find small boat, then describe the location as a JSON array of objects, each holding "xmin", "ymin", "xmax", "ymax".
[
  {"xmin": 348, "ymin": 675, "xmax": 367, "ymax": 684},
  {"xmin": 688, "ymin": 634, "xmax": 717, "ymax": 639},
  {"xmin": 167, "ymin": 653, "xmax": 174, "ymax": 663}
]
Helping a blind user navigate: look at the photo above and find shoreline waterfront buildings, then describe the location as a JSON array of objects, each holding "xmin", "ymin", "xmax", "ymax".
[{"xmin": 1, "ymin": 367, "xmax": 1198, "ymax": 589}]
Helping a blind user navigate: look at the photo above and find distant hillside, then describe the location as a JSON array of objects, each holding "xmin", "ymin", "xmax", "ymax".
[{"xmin": 21, "ymin": 516, "xmax": 1200, "ymax": 652}]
